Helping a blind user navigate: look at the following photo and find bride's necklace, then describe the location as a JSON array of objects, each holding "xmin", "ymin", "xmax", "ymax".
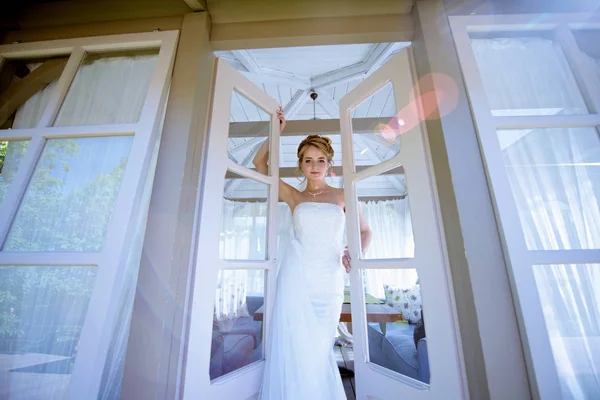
[{"xmin": 307, "ymin": 188, "xmax": 325, "ymax": 198}]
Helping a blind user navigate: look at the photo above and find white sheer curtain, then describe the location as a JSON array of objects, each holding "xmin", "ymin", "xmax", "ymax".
[
  {"xmin": 0, "ymin": 54, "xmax": 158, "ymax": 400},
  {"xmin": 215, "ymin": 200, "xmax": 416, "ymax": 307},
  {"xmin": 220, "ymin": 200, "xmax": 268, "ymax": 261},
  {"xmin": 214, "ymin": 201, "xmax": 288, "ymax": 329},
  {"xmin": 360, "ymin": 199, "xmax": 417, "ymax": 299},
  {"xmin": 472, "ymin": 37, "xmax": 600, "ymax": 399},
  {"xmin": 55, "ymin": 55, "xmax": 157, "ymax": 126}
]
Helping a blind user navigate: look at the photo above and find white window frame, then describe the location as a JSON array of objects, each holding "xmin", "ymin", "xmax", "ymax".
[
  {"xmin": 449, "ymin": 13, "xmax": 600, "ymax": 399},
  {"xmin": 0, "ymin": 30, "xmax": 178, "ymax": 399}
]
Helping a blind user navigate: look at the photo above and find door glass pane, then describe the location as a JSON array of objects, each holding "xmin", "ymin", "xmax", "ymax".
[
  {"xmin": 469, "ymin": 32, "xmax": 589, "ymax": 116},
  {"xmin": 0, "ymin": 57, "xmax": 67, "ymax": 129},
  {"xmin": 359, "ymin": 268, "xmax": 429, "ymax": 384},
  {"xmin": 0, "ymin": 265, "xmax": 97, "ymax": 400},
  {"xmin": 0, "ymin": 140, "xmax": 29, "ymax": 207},
  {"xmin": 533, "ymin": 264, "xmax": 600, "ymax": 399},
  {"xmin": 3, "ymin": 136, "xmax": 134, "ymax": 252},
  {"xmin": 221, "ymin": 171, "xmax": 269, "ymax": 260},
  {"xmin": 572, "ymin": 29, "xmax": 600, "ymax": 88},
  {"xmin": 228, "ymin": 90, "xmax": 271, "ymax": 175},
  {"xmin": 351, "ymin": 82, "xmax": 401, "ymax": 170},
  {"xmin": 211, "ymin": 269, "xmax": 266, "ymax": 380},
  {"xmin": 499, "ymin": 126, "xmax": 600, "ymax": 250},
  {"xmin": 54, "ymin": 50, "xmax": 158, "ymax": 126},
  {"xmin": 356, "ymin": 169, "xmax": 414, "ymax": 259}
]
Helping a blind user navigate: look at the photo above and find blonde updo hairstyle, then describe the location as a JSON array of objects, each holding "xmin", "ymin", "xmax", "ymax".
[{"xmin": 297, "ymin": 134, "xmax": 334, "ymax": 176}]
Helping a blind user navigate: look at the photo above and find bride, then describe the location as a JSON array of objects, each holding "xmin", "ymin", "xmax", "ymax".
[{"xmin": 253, "ymin": 107, "xmax": 372, "ymax": 399}]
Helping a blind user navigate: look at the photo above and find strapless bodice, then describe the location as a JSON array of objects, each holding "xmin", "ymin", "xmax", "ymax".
[{"xmin": 292, "ymin": 202, "xmax": 345, "ymax": 266}]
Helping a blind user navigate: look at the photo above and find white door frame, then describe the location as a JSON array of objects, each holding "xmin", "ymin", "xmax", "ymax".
[
  {"xmin": 340, "ymin": 48, "xmax": 467, "ymax": 399},
  {"xmin": 182, "ymin": 58, "xmax": 280, "ymax": 400}
]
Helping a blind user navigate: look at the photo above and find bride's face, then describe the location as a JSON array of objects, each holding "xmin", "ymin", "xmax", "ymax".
[{"xmin": 300, "ymin": 146, "xmax": 329, "ymax": 181}]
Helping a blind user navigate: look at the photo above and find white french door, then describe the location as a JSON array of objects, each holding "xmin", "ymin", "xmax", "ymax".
[
  {"xmin": 449, "ymin": 13, "xmax": 600, "ymax": 399},
  {"xmin": 182, "ymin": 58, "xmax": 280, "ymax": 399},
  {"xmin": 0, "ymin": 31, "xmax": 177, "ymax": 399},
  {"xmin": 340, "ymin": 49, "xmax": 466, "ymax": 399}
]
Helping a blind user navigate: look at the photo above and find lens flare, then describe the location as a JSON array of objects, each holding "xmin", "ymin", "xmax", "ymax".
[{"xmin": 379, "ymin": 73, "xmax": 459, "ymax": 141}]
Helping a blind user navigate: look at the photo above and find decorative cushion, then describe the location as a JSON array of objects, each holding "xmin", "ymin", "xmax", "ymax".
[
  {"xmin": 383, "ymin": 284, "xmax": 405, "ymax": 310},
  {"xmin": 383, "ymin": 284, "xmax": 422, "ymax": 324},
  {"xmin": 401, "ymin": 285, "xmax": 422, "ymax": 324}
]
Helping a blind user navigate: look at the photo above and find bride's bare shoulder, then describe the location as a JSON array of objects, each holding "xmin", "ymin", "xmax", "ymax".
[{"xmin": 332, "ymin": 187, "xmax": 345, "ymax": 206}]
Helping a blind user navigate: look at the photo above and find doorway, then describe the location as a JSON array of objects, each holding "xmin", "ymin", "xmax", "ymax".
[{"xmin": 183, "ymin": 42, "xmax": 465, "ymax": 400}]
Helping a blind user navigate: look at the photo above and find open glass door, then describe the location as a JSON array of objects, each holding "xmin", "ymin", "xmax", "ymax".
[
  {"xmin": 339, "ymin": 49, "xmax": 466, "ymax": 399},
  {"xmin": 0, "ymin": 31, "xmax": 177, "ymax": 399},
  {"xmin": 183, "ymin": 58, "xmax": 280, "ymax": 399}
]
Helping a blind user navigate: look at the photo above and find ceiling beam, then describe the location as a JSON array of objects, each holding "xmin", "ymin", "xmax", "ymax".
[
  {"xmin": 311, "ymin": 62, "xmax": 367, "ymax": 89},
  {"xmin": 259, "ymin": 67, "xmax": 311, "ymax": 88},
  {"xmin": 361, "ymin": 131, "xmax": 400, "ymax": 149},
  {"xmin": 182, "ymin": 0, "xmax": 206, "ymax": 11},
  {"xmin": 210, "ymin": 14, "xmax": 414, "ymax": 51},
  {"xmin": 229, "ymin": 137, "xmax": 265, "ymax": 153},
  {"xmin": 224, "ymin": 142, "xmax": 263, "ymax": 195},
  {"xmin": 208, "ymin": 0, "xmax": 415, "ymax": 24},
  {"xmin": 228, "ymin": 117, "xmax": 391, "ymax": 137},
  {"xmin": 225, "ymin": 165, "xmax": 404, "ymax": 179},
  {"xmin": 231, "ymin": 49, "xmax": 260, "ymax": 73},
  {"xmin": 358, "ymin": 135, "xmax": 406, "ymax": 194},
  {"xmin": 227, "ymin": 151, "xmax": 237, "ymax": 162},
  {"xmin": 317, "ymin": 91, "xmax": 340, "ymax": 119},
  {"xmin": 365, "ymin": 42, "xmax": 404, "ymax": 75},
  {"xmin": 311, "ymin": 42, "xmax": 408, "ymax": 89},
  {"xmin": 240, "ymin": 71, "xmax": 309, "ymax": 90},
  {"xmin": 283, "ymin": 89, "xmax": 311, "ymax": 119},
  {"xmin": 16, "ymin": 0, "xmax": 191, "ymax": 29},
  {"xmin": 0, "ymin": 58, "xmax": 68, "ymax": 127}
]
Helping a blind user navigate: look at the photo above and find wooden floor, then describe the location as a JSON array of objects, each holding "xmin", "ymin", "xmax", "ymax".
[{"xmin": 334, "ymin": 345, "xmax": 356, "ymax": 400}]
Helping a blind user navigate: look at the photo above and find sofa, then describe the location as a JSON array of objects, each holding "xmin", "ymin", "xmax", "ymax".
[
  {"xmin": 210, "ymin": 295, "xmax": 264, "ymax": 380},
  {"xmin": 209, "ymin": 293, "xmax": 430, "ymax": 384},
  {"xmin": 367, "ymin": 321, "xmax": 430, "ymax": 383}
]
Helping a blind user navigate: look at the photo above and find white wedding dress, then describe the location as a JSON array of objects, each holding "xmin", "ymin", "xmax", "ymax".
[{"xmin": 259, "ymin": 202, "xmax": 347, "ymax": 400}]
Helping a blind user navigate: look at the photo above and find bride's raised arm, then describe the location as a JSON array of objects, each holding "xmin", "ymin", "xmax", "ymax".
[{"xmin": 252, "ymin": 107, "xmax": 298, "ymax": 208}]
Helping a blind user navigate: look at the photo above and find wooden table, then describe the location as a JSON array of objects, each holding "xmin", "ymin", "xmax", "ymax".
[{"xmin": 253, "ymin": 303, "xmax": 403, "ymax": 335}]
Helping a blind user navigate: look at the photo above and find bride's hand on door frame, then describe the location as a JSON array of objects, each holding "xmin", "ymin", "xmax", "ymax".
[
  {"xmin": 277, "ymin": 106, "xmax": 286, "ymax": 132},
  {"xmin": 342, "ymin": 246, "xmax": 351, "ymax": 273}
]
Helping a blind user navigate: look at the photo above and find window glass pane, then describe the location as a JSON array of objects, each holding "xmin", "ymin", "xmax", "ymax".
[
  {"xmin": 499, "ymin": 127, "xmax": 600, "ymax": 250},
  {"xmin": 0, "ymin": 140, "xmax": 29, "ymax": 207},
  {"xmin": 221, "ymin": 171, "xmax": 269, "ymax": 260},
  {"xmin": 355, "ymin": 268, "xmax": 429, "ymax": 384},
  {"xmin": 572, "ymin": 29, "xmax": 600, "ymax": 88},
  {"xmin": 1, "ymin": 57, "xmax": 67, "ymax": 129},
  {"xmin": 0, "ymin": 266, "xmax": 96, "ymax": 400},
  {"xmin": 211, "ymin": 269, "xmax": 266, "ymax": 380},
  {"xmin": 228, "ymin": 90, "xmax": 271, "ymax": 176},
  {"xmin": 469, "ymin": 32, "xmax": 589, "ymax": 116},
  {"xmin": 54, "ymin": 50, "xmax": 158, "ymax": 126},
  {"xmin": 351, "ymin": 82, "xmax": 401, "ymax": 171},
  {"xmin": 3, "ymin": 136, "xmax": 133, "ymax": 252},
  {"xmin": 356, "ymin": 169, "xmax": 414, "ymax": 259},
  {"xmin": 533, "ymin": 264, "xmax": 600, "ymax": 399}
]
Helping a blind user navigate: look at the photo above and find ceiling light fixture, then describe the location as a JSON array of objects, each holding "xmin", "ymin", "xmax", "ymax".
[{"xmin": 310, "ymin": 91, "xmax": 319, "ymax": 120}]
